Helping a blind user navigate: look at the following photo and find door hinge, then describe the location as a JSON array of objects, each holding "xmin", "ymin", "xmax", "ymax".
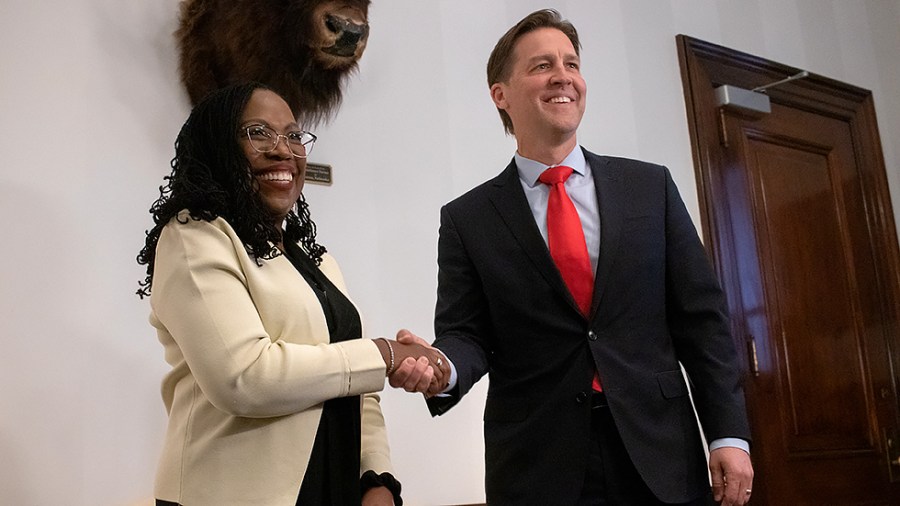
[
  {"xmin": 718, "ymin": 109, "xmax": 729, "ymax": 147},
  {"xmin": 747, "ymin": 337, "xmax": 759, "ymax": 377}
]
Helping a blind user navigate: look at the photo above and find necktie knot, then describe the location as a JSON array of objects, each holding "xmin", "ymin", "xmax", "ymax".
[{"xmin": 539, "ymin": 165, "xmax": 574, "ymax": 186}]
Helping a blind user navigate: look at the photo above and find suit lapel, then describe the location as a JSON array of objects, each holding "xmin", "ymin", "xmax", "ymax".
[
  {"xmin": 585, "ymin": 150, "xmax": 627, "ymax": 319},
  {"xmin": 487, "ymin": 160, "xmax": 578, "ymax": 312}
]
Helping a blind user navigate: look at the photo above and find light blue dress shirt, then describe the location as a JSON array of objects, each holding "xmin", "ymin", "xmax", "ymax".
[{"xmin": 514, "ymin": 147, "xmax": 600, "ymax": 276}]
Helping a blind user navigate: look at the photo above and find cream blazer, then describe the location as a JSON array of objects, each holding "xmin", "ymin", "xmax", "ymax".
[{"xmin": 150, "ymin": 213, "xmax": 391, "ymax": 505}]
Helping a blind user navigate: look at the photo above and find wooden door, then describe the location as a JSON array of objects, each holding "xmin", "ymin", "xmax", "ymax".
[{"xmin": 678, "ymin": 36, "xmax": 900, "ymax": 505}]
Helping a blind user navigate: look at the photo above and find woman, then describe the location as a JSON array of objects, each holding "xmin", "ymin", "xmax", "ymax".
[{"xmin": 137, "ymin": 82, "xmax": 442, "ymax": 505}]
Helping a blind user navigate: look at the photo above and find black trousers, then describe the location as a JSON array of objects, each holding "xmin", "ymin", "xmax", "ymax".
[{"xmin": 577, "ymin": 393, "xmax": 713, "ymax": 506}]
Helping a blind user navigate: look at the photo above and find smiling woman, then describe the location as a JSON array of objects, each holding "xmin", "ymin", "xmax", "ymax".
[
  {"xmin": 238, "ymin": 89, "xmax": 311, "ymax": 229},
  {"xmin": 134, "ymin": 82, "xmax": 448, "ymax": 506},
  {"xmin": 136, "ymin": 83, "xmax": 321, "ymax": 272}
]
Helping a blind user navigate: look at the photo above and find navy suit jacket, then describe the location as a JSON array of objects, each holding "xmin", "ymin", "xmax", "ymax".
[{"xmin": 428, "ymin": 148, "xmax": 750, "ymax": 504}]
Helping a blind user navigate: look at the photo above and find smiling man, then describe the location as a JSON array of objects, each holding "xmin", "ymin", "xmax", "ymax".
[{"xmin": 402, "ymin": 9, "xmax": 754, "ymax": 506}]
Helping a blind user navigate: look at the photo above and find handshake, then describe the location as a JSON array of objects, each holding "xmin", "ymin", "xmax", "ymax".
[{"xmin": 374, "ymin": 329, "xmax": 450, "ymax": 398}]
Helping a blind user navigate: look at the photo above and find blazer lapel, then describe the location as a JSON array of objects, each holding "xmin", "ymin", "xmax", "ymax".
[
  {"xmin": 487, "ymin": 160, "xmax": 578, "ymax": 312},
  {"xmin": 585, "ymin": 150, "xmax": 627, "ymax": 318}
]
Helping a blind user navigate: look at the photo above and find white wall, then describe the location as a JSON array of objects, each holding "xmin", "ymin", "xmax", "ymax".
[{"xmin": 1, "ymin": 1, "xmax": 898, "ymax": 504}]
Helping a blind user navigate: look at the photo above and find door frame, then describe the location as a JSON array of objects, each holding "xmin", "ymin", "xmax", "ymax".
[{"xmin": 675, "ymin": 34, "xmax": 900, "ymax": 497}]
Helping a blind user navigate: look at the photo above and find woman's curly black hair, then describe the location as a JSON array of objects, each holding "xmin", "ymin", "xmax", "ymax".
[{"xmin": 136, "ymin": 82, "xmax": 326, "ymax": 298}]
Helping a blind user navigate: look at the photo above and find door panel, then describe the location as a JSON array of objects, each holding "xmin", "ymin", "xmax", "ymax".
[
  {"xmin": 726, "ymin": 106, "xmax": 889, "ymax": 504},
  {"xmin": 678, "ymin": 36, "xmax": 900, "ymax": 505}
]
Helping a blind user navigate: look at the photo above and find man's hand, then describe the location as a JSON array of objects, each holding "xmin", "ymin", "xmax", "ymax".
[
  {"xmin": 388, "ymin": 329, "xmax": 450, "ymax": 397},
  {"xmin": 709, "ymin": 446, "xmax": 754, "ymax": 505}
]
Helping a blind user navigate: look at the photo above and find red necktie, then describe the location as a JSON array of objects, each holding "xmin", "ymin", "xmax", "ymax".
[
  {"xmin": 539, "ymin": 166, "xmax": 593, "ymax": 315},
  {"xmin": 539, "ymin": 166, "xmax": 602, "ymax": 391}
]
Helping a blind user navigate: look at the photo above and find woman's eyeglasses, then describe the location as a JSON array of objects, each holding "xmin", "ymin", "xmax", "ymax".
[{"xmin": 243, "ymin": 124, "xmax": 316, "ymax": 158}]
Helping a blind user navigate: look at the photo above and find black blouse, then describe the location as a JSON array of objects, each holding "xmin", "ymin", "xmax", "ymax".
[{"xmin": 284, "ymin": 242, "xmax": 401, "ymax": 505}]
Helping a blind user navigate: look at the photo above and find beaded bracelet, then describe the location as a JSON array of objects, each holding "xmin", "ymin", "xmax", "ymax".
[{"xmin": 381, "ymin": 338, "xmax": 396, "ymax": 376}]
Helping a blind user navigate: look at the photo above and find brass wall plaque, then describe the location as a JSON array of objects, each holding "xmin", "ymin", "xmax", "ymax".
[{"xmin": 304, "ymin": 162, "xmax": 333, "ymax": 185}]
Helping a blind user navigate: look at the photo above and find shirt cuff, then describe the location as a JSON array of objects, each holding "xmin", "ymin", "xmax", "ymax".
[
  {"xmin": 709, "ymin": 437, "xmax": 750, "ymax": 454},
  {"xmin": 432, "ymin": 352, "xmax": 458, "ymax": 398}
]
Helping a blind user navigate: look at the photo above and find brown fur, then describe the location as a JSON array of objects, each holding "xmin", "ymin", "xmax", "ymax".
[{"xmin": 176, "ymin": 0, "xmax": 370, "ymax": 126}]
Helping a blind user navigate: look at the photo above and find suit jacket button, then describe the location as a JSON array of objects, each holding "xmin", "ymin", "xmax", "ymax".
[
  {"xmin": 575, "ymin": 391, "xmax": 588, "ymax": 404},
  {"xmin": 588, "ymin": 330, "xmax": 598, "ymax": 341}
]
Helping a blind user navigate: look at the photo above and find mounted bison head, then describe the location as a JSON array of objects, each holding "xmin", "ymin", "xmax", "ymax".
[{"xmin": 176, "ymin": 0, "xmax": 371, "ymax": 125}]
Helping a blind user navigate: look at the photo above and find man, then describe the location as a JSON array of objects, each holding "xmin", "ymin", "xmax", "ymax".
[{"xmin": 395, "ymin": 9, "xmax": 753, "ymax": 505}]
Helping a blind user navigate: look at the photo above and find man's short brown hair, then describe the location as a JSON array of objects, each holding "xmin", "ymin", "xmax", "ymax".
[{"xmin": 486, "ymin": 9, "xmax": 581, "ymax": 135}]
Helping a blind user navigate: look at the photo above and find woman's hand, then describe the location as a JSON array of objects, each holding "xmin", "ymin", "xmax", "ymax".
[
  {"xmin": 362, "ymin": 485, "xmax": 394, "ymax": 506},
  {"xmin": 375, "ymin": 329, "xmax": 450, "ymax": 396},
  {"xmin": 389, "ymin": 329, "xmax": 451, "ymax": 397}
]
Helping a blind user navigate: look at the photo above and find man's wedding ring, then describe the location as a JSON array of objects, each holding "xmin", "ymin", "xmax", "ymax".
[{"xmin": 435, "ymin": 357, "xmax": 443, "ymax": 367}]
